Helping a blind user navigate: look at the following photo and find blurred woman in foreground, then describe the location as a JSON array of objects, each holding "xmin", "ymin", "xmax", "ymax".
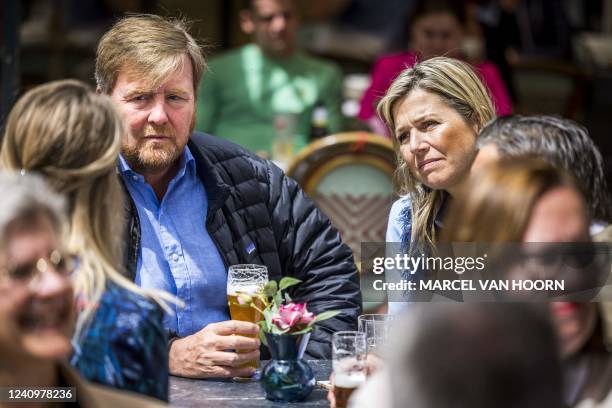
[
  {"xmin": 442, "ymin": 158, "xmax": 612, "ymax": 407},
  {"xmin": 0, "ymin": 172, "xmax": 164, "ymax": 407},
  {"xmin": 0, "ymin": 80, "xmax": 175, "ymax": 400}
]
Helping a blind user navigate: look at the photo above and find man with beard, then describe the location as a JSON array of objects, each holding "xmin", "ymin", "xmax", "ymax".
[{"xmin": 95, "ymin": 14, "xmax": 360, "ymax": 379}]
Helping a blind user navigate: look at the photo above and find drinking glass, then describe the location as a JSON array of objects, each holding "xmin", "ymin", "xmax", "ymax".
[
  {"xmin": 332, "ymin": 331, "xmax": 367, "ymax": 408},
  {"xmin": 358, "ymin": 314, "xmax": 395, "ymax": 355},
  {"xmin": 271, "ymin": 112, "xmax": 297, "ymax": 163},
  {"xmin": 227, "ymin": 264, "xmax": 268, "ymax": 378}
]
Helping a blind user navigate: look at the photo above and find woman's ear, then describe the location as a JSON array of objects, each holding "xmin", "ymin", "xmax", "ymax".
[
  {"xmin": 240, "ymin": 10, "xmax": 255, "ymax": 34},
  {"xmin": 472, "ymin": 116, "xmax": 483, "ymax": 135},
  {"xmin": 473, "ymin": 122, "xmax": 480, "ymax": 134}
]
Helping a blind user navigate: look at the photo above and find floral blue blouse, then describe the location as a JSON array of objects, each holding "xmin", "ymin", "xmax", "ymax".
[
  {"xmin": 70, "ymin": 281, "xmax": 168, "ymax": 401},
  {"xmin": 386, "ymin": 195, "xmax": 447, "ymax": 313}
]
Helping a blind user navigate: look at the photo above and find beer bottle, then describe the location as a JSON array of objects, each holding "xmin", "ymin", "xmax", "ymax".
[{"xmin": 309, "ymin": 102, "xmax": 329, "ymax": 140}]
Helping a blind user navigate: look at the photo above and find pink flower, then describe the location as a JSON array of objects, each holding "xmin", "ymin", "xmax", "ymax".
[
  {"xmin": 272, "ymin": 303, "xmax": 315, "ymax": 331},
  {"xmin": 299, "ymin": 310, "xmax": 315, "ymax": 325}
]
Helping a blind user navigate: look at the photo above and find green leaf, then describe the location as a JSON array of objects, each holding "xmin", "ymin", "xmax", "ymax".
[
  {"xmin": 310, "ymin": 310, "xmax": 340, "ymax": 325},
  {"xmin": 259, "ymin": 329, "xmax": 268, "ymax": 346},
  {"xmin": 274, "ymin": 290, "xmax": 283, "ymax": 308},
  {"xmin": 279, "ymin": 277, "xmax": 302, "ymax": 291},
  {"xmin": 290, "ymin": 326, "xmax": 313, "ymax": 335},
  {"xmin": 263, "ymin": 309, "xmax": 272, "ymax": 327},
  {"xmin": 263, "ymin": 281, "xmax": 278, "ymax": 298},
  {"xmin": 284, "ymin": 293, "xmax": 292, "ymax": 303}
]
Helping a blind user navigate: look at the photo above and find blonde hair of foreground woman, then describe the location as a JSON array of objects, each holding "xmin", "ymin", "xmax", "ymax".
[
  {"xmin": 0, "ymin": 79, "xmax": 176, "ymax": 337},
  {"xmin": 377, "ymin": 56, "xmax": 495, "ymax": 251},
  {"xmin": 441, "ymin": 158, "xmax": 581, "ymax": 242}
]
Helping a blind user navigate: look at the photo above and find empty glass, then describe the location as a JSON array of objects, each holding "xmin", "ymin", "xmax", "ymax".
[{"xmin": 358, "ymin": 314, "xmax": 395, "ymax": 355}]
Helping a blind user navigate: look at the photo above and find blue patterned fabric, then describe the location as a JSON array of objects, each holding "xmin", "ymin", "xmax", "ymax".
[
  {"xmin": 391, "ymin": 193, "xmax": 447, "ymax": 257},
  {"xmin": 70, "ymin": 280, "xmax": 168, "ymax": 401},
  {"xmin": 385, "ymin": 194, "xmax": 448, "ymax": 312}
]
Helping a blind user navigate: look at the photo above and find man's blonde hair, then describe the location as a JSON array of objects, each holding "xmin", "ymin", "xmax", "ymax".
[
  {"xmin": 1, "ymin": 80, "xmax": 176, "ymax": 337},
  {"xmin": 377, "ymin": 57, "xmax": 495, "ymax": 251},
  {"xmin": 95, "ymin": 14, "xmax": 206, "ymax": 94}
]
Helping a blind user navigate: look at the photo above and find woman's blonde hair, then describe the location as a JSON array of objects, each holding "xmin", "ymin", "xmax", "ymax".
[
  {"xmin": 377, "ymin": 56, "xmax": 495, "ymax": 250},
  {"xmin": 441, "ymin": 158, "xmax": 581, "ymax": 242},
  {"xmin": 1, "ymin": 79, "xmax": 175, "ymax": 337}
]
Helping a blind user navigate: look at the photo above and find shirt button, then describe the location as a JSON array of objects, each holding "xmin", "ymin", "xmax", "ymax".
[
  {"xmin": 172, "ymin": 253, "xmax": 179, "ymax": 262},
  {"xmin": 132, "ymin": 175, "xmax": 138, "ymax": 181}
]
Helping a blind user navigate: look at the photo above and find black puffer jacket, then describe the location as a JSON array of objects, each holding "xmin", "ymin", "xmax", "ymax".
[{"xmin": 123, "ymin": 132, "xmax": 361, "ymax": 358}]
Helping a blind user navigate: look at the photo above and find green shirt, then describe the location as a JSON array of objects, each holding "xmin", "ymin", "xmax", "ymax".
[{"xmin": 196, "ymin": 44, "xmax": 344, "ymax": 154}]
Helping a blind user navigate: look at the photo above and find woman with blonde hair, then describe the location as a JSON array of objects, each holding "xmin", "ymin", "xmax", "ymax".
[
  {"xmin": 377, "ymin": 56, "xmax": 495, "ymax": 310},
  {"xmin": 1, "ymin": 79, "xmax": 174, "ymax": 401},
  {"xmin": 442, "ymin": 158, "xmax": 612, "ymax": 407}
]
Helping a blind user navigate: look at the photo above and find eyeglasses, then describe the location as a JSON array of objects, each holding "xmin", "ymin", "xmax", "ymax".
[{"xmin": 1, "ymin": 250, "xmax": 78, "ymax": 286}]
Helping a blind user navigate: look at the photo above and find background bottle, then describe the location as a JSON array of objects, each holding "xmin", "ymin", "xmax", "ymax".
[{"xmin": 309, "ymin": 102, "xmax": 329, "ymax": 140}]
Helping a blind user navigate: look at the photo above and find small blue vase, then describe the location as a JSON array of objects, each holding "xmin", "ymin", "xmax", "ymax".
[{"xmin": 261, "ymin": 332, "xmax": 315, "ymax": 402}]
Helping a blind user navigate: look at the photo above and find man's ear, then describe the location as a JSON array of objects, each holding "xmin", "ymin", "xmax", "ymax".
[{"xmin": 240, "ymin": 10, "xmax": 255, "ymax": 34}]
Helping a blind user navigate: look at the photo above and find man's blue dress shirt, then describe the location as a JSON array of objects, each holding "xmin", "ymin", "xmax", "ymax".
[{"xmin": 119, "ymin": 147, "xmax": 230, "ymax": 337}]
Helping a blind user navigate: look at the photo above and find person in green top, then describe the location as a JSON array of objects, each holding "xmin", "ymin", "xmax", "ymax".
[{"xmin": 196, "ymin": 0, "xmax": 344, "ymax": 156}]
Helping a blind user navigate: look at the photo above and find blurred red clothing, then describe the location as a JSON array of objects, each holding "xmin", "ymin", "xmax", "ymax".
[{"xmin": 358, "ymin": 51, "xmax": 513, "ymax": 124}]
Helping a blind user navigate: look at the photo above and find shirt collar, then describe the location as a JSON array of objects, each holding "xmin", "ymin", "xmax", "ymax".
[{"xmin": 172, "ymin": 145, "xmax": 196, "ymax": 181}]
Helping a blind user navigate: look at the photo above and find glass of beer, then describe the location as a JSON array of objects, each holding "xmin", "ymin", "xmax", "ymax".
[
  {"xmin": 227, "ymin": 264, "xmax": 268, "ymax": 377},
  {"xmin": 358, "ymin": 314, "xmax": 395, "ymax": 356},
  {"xmin": 332, "ymin": 331, "xmax": 367, "ymax": 408}
]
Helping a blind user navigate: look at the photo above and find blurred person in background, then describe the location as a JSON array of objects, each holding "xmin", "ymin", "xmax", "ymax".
[
  {"xmin": 442, "ymin": 158, "xmax": 612, "ymax": 407},
  {"xmin": 476, "ymin": 0, "xmax": 573, "ymax": 101},
  {"xmin": 0, "ymin": 80, "xmax": 173, "ymax": 400},
  {"xmin": 96, "ymin": 14, "xmax": 360, "ymax": 379},
  {"xmin": 377, "ymin": 56, "xmax": 495, "ymax": 311},
  {"xmin": 350, "ymin": 303, "xmax": 563, "ymax": 408},
  {"xmin": 0, "ymin": 172, "xmax": 165, "ymax": 407},
  {"xmin": 297, "ymin": 0, "xmax": 417, "ymax": 62},
  {"xmin": 473, "ymin": 115, "xmax": 612, "ymax": 232},
  {"xmin": 359, "ymin": 0, "xmax": 512, "ymax": 136},
  {"xmin": 196, "ymin": 0, "xmax": 344, "ymax": 157}
]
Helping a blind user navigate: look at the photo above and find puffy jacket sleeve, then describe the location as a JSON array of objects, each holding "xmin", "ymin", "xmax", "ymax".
[{"xmin": 265, "ymin": 162, "xmax": 362, "ymax": 359}]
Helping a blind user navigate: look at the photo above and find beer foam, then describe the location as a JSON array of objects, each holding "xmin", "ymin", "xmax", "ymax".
[
  {"xmin": 334, "ymin": 372, "xmax": 366, "ymax": 389},
  {"xmin": 227, "ymin": 284, "xmax": 263, "ymax": 296}
]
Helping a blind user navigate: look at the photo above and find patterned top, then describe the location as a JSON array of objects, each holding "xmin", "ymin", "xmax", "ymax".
[
  {"xmin": 70, "ymin": 280, "xmax": 168, "ymax": 401},
  {"xmin": 385, "ymin": 195, "xmax": 447, "ymax": 313}
]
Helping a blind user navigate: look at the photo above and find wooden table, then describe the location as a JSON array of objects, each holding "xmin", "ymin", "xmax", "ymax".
[{"xmin": 169, "ymin": 360, "xmax": 332, "ymax": 407}]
